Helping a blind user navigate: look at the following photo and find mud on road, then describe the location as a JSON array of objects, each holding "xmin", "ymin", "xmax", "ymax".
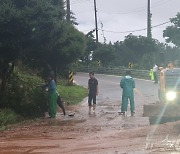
[{"xmin": 1, "ymin": 99, "xmax": 180, "ymax": 154}]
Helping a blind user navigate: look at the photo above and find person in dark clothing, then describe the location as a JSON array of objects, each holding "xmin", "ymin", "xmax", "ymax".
[
  {"xmin": 57, "ymin": 93, "xmax": 66, "ymax": 116},
  {"xmin": 88, "ymin": 72, "xmax": 98, "ymax": 113}
]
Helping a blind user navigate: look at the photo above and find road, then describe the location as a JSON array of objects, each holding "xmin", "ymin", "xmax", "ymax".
[{"xmin": 2, "ymin": 73, "xmax": 180, "ymax": 154}]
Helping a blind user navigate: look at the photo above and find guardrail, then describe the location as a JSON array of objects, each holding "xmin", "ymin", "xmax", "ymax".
[{"xmin": 76, "ymin": 66, "xmax": 150, "ymax": 80}]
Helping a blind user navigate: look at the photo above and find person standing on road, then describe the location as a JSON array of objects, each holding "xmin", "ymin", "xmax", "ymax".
[
  {"xmin": 47, "ymin": 75, "xmax": 58, "ymax": 118},
  {"xmin": 120, "ymin": 70, "xmax": 135, "ymax": 116},
  {"xmin": 149, "ymin": 69, "xmax": 154, "ymax": 81},
  {"xmin": 88, "ymin": 72, "xmax": 98, "ymax": 114},
  {"xmin": 153, "ymin": 64, "xmax": 158, "ymax": 83}
]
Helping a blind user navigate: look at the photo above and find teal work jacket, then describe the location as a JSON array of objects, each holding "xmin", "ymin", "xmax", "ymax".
[{"xmin": 120, "ymin": 76, "xmax": 135, "ymax": 97}]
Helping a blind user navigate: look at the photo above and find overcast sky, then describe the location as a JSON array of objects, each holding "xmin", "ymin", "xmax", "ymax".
[{"xmin": 70, "ymin": 0, "xmax": 180, "ymax": 43}]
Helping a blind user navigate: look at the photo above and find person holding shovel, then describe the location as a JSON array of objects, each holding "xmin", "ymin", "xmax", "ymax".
[{"xmin": 47, "ymin": 75, "xmax": 58, "ymax": 118}]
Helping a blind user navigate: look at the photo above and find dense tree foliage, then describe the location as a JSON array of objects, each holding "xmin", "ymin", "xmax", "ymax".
[
  {"xmin": 91, "ymin": 33, "xmax": 178, "ymax": 69},
  {"xmin": 112, "ymin": 34, "xmax": 159, "ymax": 68},
  {"xmin": 0, "ymin": 0, "xmax": 86, "ymax": 93},
  {"xmin": 163, "ymin": 12, "xmax": 180, "ymax": 47},
  {"xmin": 80, "ymin": 30, "xmax": 96, "ymax": 66},
  {"xmin": 1, "ymin": 67, "xmax": 47, "ymax": 117},
  {"xmin": 93, "ymin": 43, "xmax": 115, "ymax": 67}
]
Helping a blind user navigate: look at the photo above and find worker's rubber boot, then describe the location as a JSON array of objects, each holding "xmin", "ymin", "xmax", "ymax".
[
  {"xmin": 119, "ymin": 111, "xmax": 127, "ymax": 117},
  {"xmin": 131, "ymin": 111, "xmax": 135, "ymax": 117}
]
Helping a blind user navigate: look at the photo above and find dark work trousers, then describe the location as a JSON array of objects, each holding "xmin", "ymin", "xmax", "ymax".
[
  {"xmin": 57, "ymin": 95, "xmax": 66, "ymax": 115},
  {"xmin": 88, "ymin": 93, "xmax": 96, "ymax": 106},
  {"xmin": 154, "ymin": 72, "xmax": 158, "ymax": 83}
]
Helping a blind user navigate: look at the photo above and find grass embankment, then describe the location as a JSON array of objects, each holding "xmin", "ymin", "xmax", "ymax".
[
  {"xmin": 0, "ymin": 80, "xmax": 87, "ymax": 130},
  {"xmin": 0, "ymin": 109, "xmax": 20, "ymax": 131},
  {"xmin": 57, "ymin": 80, "xmax": 87, "ymax": 105}
]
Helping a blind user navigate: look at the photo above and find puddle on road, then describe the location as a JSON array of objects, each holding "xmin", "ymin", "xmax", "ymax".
[
  {"xmin": 5, "ymin": 133, "xmax": 52, "ymax": 142},
  {"xmin": 0, "ymin": 145, "xmax": 59, "ymax": 154},
  {"xmin": 42, "ymin": 119, "xmax": 87, "ymax": 127},
  {"xmin": 1, "ymin": 119, "xmax": 87, "ymax": 142},
  {"xmin": 106, "ymin": 117, "xmax": 115, "ymax": 121}
]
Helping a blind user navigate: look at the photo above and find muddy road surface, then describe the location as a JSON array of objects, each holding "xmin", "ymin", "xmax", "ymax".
[{"xmin": 1, "ymin": 73, "xmax": 180, "ymax": 154}]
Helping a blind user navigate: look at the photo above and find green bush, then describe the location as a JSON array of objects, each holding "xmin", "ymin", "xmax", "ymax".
[
  {"xmin": 0, "ymin": 109, "xmax": 20, "ymax": 126},
  {"xmin": 1, "ymin": 68, "xmax": 48, "ymax": 117}
]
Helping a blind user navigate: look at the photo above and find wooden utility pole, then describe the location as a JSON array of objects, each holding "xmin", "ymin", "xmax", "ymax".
[
  {"xmin": 66, "ymin": 0, "xmax": 74, "ymax": 85},
  {"xmin": 66, "ymin": 0, "xmax": 71, "ymax": 22},
  {"xmin": 93, "ymin": 0, "xmax": 99, "ymax": 44},
  {"xmin": 147, "ymin": 0, "xmax": 152, "ymax": 38}
]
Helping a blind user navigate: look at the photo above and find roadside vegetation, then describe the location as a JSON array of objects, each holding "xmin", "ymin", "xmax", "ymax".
[
  {"xmin": 0, "ymin": 0, "xmax": 87, "ymax": 130},
  {"xmin": 57, "ymin": 80, "xmax": 87, "ymax": 105},
  {"xmin": 0, "ymin": 68, "xmax": 87, "ymax": 130},
  {"xmin": 0, "ymin": 109, "xmax": 20, "ymax": 131}
]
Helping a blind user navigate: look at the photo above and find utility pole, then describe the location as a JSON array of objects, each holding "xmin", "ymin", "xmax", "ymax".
[
  {"xmin": 66, "ymin": 0, "xmax": 74, "ymax": 85},
  {"xmin": 93, "ymin": 0, "xmax": 99, "ymax": 44},
  {"xmin": 147, "ymin": 0, "xmax": 152, "ymax": 38},
  {"xmin": 66, "ymin": 0, "xmax": 71, "ymax": 23}
]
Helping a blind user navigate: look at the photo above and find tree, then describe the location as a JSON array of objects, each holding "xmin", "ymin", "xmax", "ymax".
[
  {"xmin": 163, "ymin": 12, "xmax": 180, "ymax": 47},
  {"xmin": 93, "ymin": 43, "xmax": 115, "ymax": 67},
  {"xmin": 46, "ymin": 24, "xmax": 86, "ymax": 79},
  {"xmin": 0, "ymin": 0, "xmax": 27, "ymax": 93},
  {"xmin": 0, "ymin": 0, "xmax": 86, "ymax": 112},
  {"xmin": 80, "ymin": 30, "xmax": 96, "ymax": 66},
  {"xmin": 113, "ymin": 41, "xmax": 134, "ymax": 67},
  {"xmin": 112, "ymin": 34, "xmax": 165, "ymax": 69},
  {"xmin": 123, "ymin": 34, "xmax": 159, "ymax": 62},
  {"xmin": 21, "ymin": 0, "xmax": 86, "ymax": 80},
  {"xmin": 0, "ymin": 0, "xmax": 86, "ymax": 89}
]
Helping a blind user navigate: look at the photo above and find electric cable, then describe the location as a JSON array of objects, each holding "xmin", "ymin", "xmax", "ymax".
[
  {"xmin": 98, "ymin": 0, "xmax": 173, "ymax": 15},
  {"xmin": 100, "ymin": 21, "xmax": 171, "ymax": 34},
  {"xmin": 70, "ymin": 0, "xmax": 90, "ymax": 5},
  {"xmin": 97, "ymin": 12, "xmax": 107, "ymax": 43}
]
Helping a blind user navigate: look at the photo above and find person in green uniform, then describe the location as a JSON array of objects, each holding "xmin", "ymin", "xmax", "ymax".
[
  {"xmin": 149, "ymin": 69, "xmax": 154, "ymax": 81},
  {"xmin": 120, "ymin": 70, "xmax": 135, "ymax": 116},
  {"xmin": 47, "ymin": 75, "xmax": 58, "ymax": 118}
]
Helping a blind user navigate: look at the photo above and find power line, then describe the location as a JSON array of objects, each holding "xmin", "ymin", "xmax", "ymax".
[
  {"xmin": 72, "ymin": 7, "xmax": 94, "ymax": 14},
  {"xmin": 98, "ymin": 0, "xmax": 172, "ymax": 15},
  {"xmin": 97, "ymin": 13, "xmax": 106, "ymax": 43},
  {"xmin": 101, "ymin": 21, "xmax": 171, "ymax": 34},
  {"xmin": 78, "ymin": 21, "xmax": 170, "ymax": 35},
  {"xmin": 151, "ymin": 0, "xmax": 174, "ymax": 9},
  {"xmin": 152, "ymin": 21, "xmax": 171, "ymax": 28},
  {"xmin": 82, "ymin": 29, "xmax": 95, "ymax": 32},
  {"xmin": 70, "ymin": 0, "xmax": 90, "ymax": 5}
]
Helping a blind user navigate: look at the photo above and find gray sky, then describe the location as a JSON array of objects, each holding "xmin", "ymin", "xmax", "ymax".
[{"xmin": 70, "ymin": 0, "xmax": 180, "ymax": 43}]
